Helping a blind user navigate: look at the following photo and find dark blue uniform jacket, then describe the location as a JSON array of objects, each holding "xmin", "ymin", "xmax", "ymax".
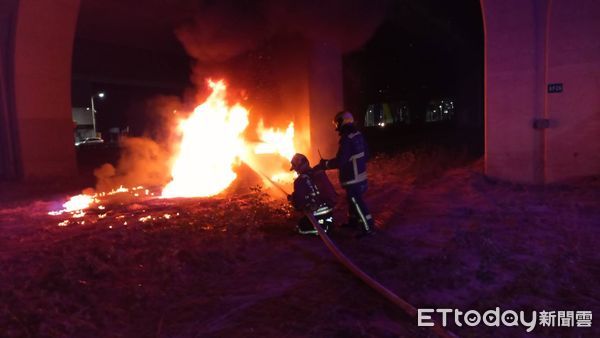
[{"xmin": 324, "ymin": 124, "xmax": 368, "ymax": 187}]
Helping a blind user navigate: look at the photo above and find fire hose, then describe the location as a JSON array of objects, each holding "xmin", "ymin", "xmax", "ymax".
[{"xmin": 257, "ymin": 172, "xmax": 456, "ymax": 338}]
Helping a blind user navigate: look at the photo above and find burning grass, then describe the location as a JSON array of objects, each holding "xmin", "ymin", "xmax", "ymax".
[
  {"xmin": 0, "ymin": 151, "xmax": 599, "ymax": 337},
  {"xmin": 0, "ymin": 186, "xmax": 296, "ymax": 337}
]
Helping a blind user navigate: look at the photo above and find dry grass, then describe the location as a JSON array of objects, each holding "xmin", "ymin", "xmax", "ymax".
[{"xmin": 0, "ymin": 152, "xmax": 598, "ymax": 337}]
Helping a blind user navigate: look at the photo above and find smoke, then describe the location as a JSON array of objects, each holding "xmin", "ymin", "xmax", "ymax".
[
  {"xmin": 142, "ymin": 95, "xmax": 185, "ymax": 145},
  {"xmin": 268, "ymin": 0, "xmax": 390, "ymax": 52},
  {"xmin": 93, "ymin": 1, "xmax": 389, "ymax": 194},
  {"xmin": 175, "ymin": 0, "xmax": 390, "ymax": 63},
  {"xmin": 175, "ymin": 1, "xmax": 273, "ymax": 62},
  {"xmin": 94, "ymin": 137, "xmax": 171, "ymax": 192}
]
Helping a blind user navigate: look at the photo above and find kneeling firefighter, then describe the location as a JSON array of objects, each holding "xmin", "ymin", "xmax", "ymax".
[
  {"xmin": 288, "ymin": 153, "xmax": 337, "ymax": 235},
  {"xmin": 316, "ymin": 110, "xmax": 374, "ymax": 236}
]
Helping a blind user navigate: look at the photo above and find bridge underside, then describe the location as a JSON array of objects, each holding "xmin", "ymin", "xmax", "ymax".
[{"xmin": 0, "ymin": 0, "xmax": 598, "ymax": 183}]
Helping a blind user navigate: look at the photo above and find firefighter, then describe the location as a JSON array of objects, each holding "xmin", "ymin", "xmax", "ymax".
[
  {"xmin": 316, "ymin": 110, "xmax": 374, "ymax": 236},
  {"xmin": 288, "ymin": 153, "xmax": 336, "ymax": 235}
]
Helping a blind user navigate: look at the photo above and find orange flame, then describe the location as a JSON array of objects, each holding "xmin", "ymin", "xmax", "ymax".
[
  {"xmin": 49, "ymin": 80, "xmax": 299, "ymax": 228},
  {"xmin": 161, "ymin": 79, "xmax": 300, "ymax": 198},
  {"xmin": 62, "ymin": 194, "xmax": 95, "ymax": 212},
  {"xmin": 162, "ymin": 80, "xmax": 250, "ymax": 198},
  {"xmin": 255, "ymin": 120, "xmax": 296, "ymax": 161},
  {"xmin": 48, "ymin": 194, "xmax": 96, "ymax": 216}
]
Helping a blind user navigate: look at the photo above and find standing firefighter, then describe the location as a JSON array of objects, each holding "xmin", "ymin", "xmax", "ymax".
[
  {"xmin": 316, "ymin": 110, "xmax": 374, "ymax": 236},
  {"xmin": 288, "ymin": 153, "xmax": 337, "ymax": 235}
]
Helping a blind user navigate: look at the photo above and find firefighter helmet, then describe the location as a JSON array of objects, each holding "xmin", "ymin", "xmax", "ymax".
[
  {"xmin": 333, "ymin": 110, "xmax": 354, "ymax": 131},
  {"xmin": 290, "ymin": 153, "xmax": 310, "ymax": 172}
]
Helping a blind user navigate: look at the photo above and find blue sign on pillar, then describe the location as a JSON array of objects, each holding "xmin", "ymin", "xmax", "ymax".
[{"xmin": 547, "ymin": 83, "xmax": 563, "ymax": 93}]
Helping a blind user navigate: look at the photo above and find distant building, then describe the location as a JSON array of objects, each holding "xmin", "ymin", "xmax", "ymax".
[
  {"xmin": 72, "ymin": 107, "xmax": 96, "ymax": 142},
  {"xmin": 425, "ymin": 99, "xmax": 455, "ymax": 122},
  {"xmin": 364, "ymin": 102, "xmax": 410, "ymax": 127}
]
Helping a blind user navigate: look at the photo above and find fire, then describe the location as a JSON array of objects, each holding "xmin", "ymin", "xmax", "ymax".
[
  {"xmin": 50, "ymin": 78, "xmax": 299, "ymax": 226},
  {"xmin": 49, "ymin": 184, "xmax": 138, "ymax": 217},
  {"xmin": 48, "ymin": 194, "xmax": 96, "ymax": 216},
  {"xmin": 161, "ymin": 79, "xmax": 299, "ymax": 198},
  {"xmin": 162, "ymin": 80, "xmax": 250, "ymax": 198},
  {"xmin": 270, "ymin": 171, "xmax": 297, "ymax": 183},
  {"xmin": 255, "ymin": 120, "xmax": 296, "ymax": 161},
  {"xmin": 62, "ymin": 194, "xmax": 95, "ymax": 212}
]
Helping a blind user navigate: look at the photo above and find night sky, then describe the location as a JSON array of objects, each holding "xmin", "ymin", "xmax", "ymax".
[
  {"xmin": 71, "ymin": 0, "xmax": 483, "ymax": 137},
  {"xmin": 345, "ymin": 0, "xmax": 483, "ymax": 116}
]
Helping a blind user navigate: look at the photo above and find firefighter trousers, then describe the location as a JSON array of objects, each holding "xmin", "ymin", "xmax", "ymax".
[
  {"xmin": 297, "ymin": 211, "xmax": 333, "ymax": 235},
  {"xmin": 345, "ymin": 181, "xmax": 373, "ymax": 232}
]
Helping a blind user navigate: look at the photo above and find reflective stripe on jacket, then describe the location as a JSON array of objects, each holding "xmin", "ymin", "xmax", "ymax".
[
  {"xmin": 325, "ymin": 125, "xmax": 368, "ymax": 187},
  {"xmin": 291, "ymin": 173, "xmax": 333, "ymax": 214}
]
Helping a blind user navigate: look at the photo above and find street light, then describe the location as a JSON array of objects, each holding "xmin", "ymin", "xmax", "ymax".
[{"xmin": 90, "ymin": 91, "xmax": 105, "ymax": 137}]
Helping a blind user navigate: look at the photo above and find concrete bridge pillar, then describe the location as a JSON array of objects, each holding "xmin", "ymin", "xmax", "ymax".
[
  {"xmin": 1, "ymin": 0, "xmax": 79, "ymax": 180},
  {"xmin": 482, "ymin": 0, "xmax": 600, "ymax": 183},
  {"xmin": 2, "ymin": 0, "xmax": 598, "ymax": 183}
]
